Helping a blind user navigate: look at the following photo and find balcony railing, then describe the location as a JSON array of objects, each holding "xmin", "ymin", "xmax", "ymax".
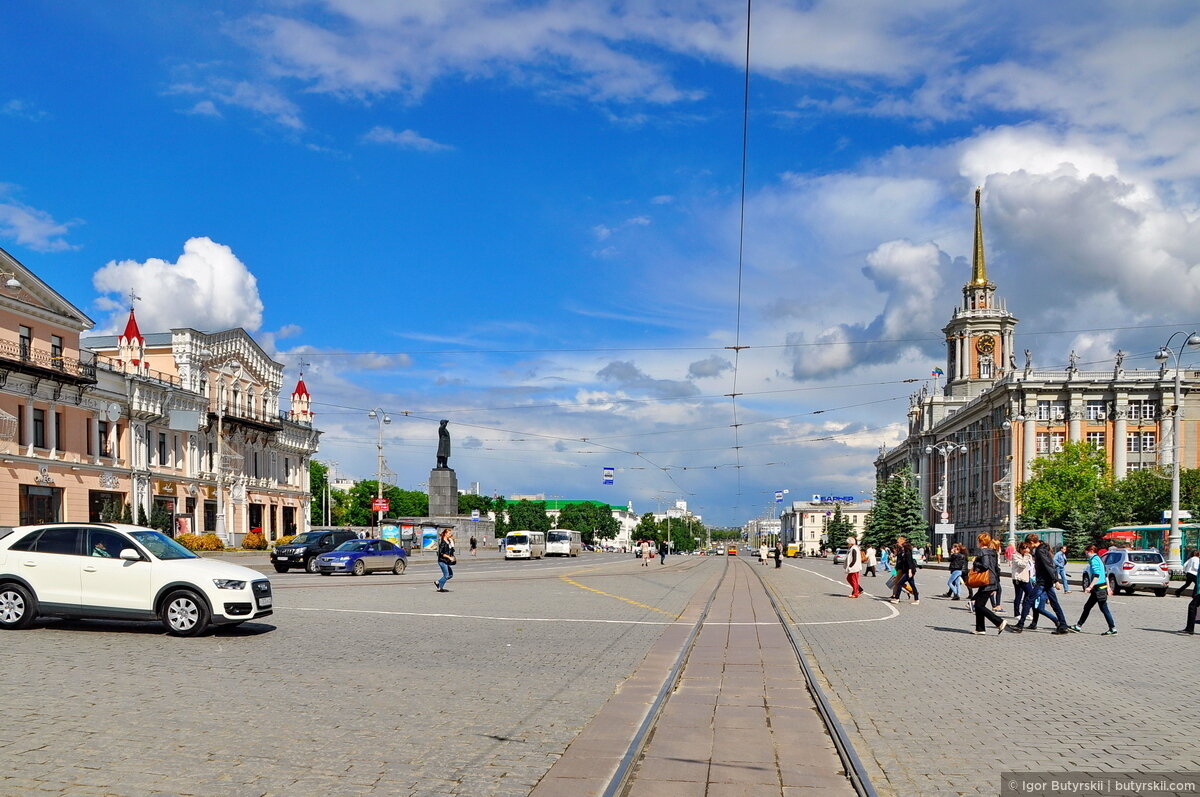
[
  {"xmin": 0, "ymin": 339, "xmax": 97, "ymax": 382},
  {"xmin": 94, "ymin": 355, "xmax": 182, "ymax": 388}
]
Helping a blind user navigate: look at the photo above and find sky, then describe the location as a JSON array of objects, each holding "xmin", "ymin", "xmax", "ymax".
[{"xmin": 2, "ymin": 1, "xmax": 1199, "ymax": 527}]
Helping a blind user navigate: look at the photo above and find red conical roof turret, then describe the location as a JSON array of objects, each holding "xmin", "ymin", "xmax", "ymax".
[
  {"xmin": 292, "ymin": 377, "xmax": 310, "ymax": 398},
  {"xmin": 120, "ymin": 309, "xmax": 144, "ymax": 343}
]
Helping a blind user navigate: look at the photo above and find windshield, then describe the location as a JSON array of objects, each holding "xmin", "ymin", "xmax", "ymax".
[
  {"xmin": 1129, "ymin": 552, "xmax": 1164, "ymax": 564},
  {"xmin": 288, "ymin": 532, "xmax": 322, "ymax": 546},
  {"xmin": 506, "ymin": 535, "xmax": 529, "ymax": 545},
  {"xmin": 548, "ymin": 532, "xmax": 571, "ymax": 542},
  {"xmin": 130, "ymin": 531, "xmax": 197, "ymax": 560},
  {"xmin": 335, "ymin": 540, "xmax": 371, "ymax": 552}
]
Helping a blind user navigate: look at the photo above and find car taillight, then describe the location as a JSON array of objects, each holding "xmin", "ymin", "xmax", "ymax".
[
  {"xmin": 1122, "ymin": 564, "xmax": 1134, "ymax": 570},
  {"xmin": 1161, "ymin": 565, "xmax": 1171, "ymax": 571}
]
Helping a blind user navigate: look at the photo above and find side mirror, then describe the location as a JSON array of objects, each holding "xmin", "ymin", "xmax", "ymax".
[{"xmin": 119, "ymin": 548, "xmax": 141, "ymax": 561}]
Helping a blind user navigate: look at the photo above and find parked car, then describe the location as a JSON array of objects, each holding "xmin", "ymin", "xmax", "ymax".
[
  {"xmin": 833, "ymin": 548, "xmax": 850, "ymax": 565},
  {"xmin": 0, "ymin": 522, "xmax": 272, "ymax": 636},
  {"xmin": 271, "ymin": 528, "xmax": 359, "ymax": 573},
  {"xmin": 314, "ymin": 539, "xmax": 407, "ymax": 576},
  {"xmin": 1105, "ymin": 549, "xmax": 1170, "ymax": 596}
]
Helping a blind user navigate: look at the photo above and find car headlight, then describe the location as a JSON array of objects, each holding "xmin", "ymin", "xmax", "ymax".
[{"xmin": 213, "ymin": 579, "xmax": 247, "ymax": 590}]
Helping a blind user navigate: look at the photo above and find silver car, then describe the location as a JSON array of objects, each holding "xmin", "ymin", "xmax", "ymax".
[
  {"xmin": 833, "ymin": 548, "xmax": 849, "ymax": 565},
  {"xmin": 1104, "ymin": 549, "xmax": 1169, "ymax": 596}
]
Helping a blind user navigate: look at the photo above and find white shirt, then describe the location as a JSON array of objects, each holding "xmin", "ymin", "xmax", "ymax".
[
  {"xmin": 1184, "ymin": 556, "xmax": 1200, "ymax": 576},
  {"xmin": 845, "ymin": 545, "xmax": 863, "ymax": 574},
  {"xmin": 865, "ymin": 546, "xmax": 877, "ymax": 565}
]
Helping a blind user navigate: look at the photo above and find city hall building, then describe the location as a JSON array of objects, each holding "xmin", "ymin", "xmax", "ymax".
[
  {"xmin": 0, "ymin": 245, "xmax": 320, "ymax": 543},
  {"xmin": 875, "ymin": 191, "xmax": 1198, "ymax": 547}
]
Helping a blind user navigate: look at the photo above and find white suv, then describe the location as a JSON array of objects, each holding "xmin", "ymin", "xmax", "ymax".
[{"xmin": 0, "ymin": 523, "xmax": 273, "ymax": 636}]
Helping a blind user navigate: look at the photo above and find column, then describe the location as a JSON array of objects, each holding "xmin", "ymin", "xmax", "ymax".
[
  {"xmin": 1114, "ymin": 400, "xmax": 1128, "ymax": 479},
  {"xmin": 1023, "ymin": 417, "xmax": 1036, "ymax": 480},
  {"xmin": 24, "ymin": 398, "xmax": 34, "ymax": 456},
  {"xmin": 108, "ymin": 422, "xmax": 119, "ymax": 465},
  {"xmin": 90, "ymin": 411, "xmax": 101, "ymax": 465},
  {"xmin": 46, "ymin": 403, "xmax": 58, "ymax": 459},
  {"xmin": 1068, "ymin": 396, "xmax": 1082, "ymax": 443}
]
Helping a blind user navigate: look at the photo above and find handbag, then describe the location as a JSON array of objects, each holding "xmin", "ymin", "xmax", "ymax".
[
  {"xmin": 444, "ymin": 553, "xmax": 457, "ymax": 565},
  {"xmin": 966, "ymin": 560, "xmax": 991, "ymax": 589},
  {"xmin": 886, "ymin": 573, "xmax": 899, "ymax": 590}
]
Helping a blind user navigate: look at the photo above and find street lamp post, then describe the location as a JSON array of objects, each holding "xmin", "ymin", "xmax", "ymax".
[
  {"xmin": 368, "ymin": 409, "xmax": 391, "ymax": 528},
  {"xmin": 1155, "ymin": 332, "xmax": 1200, "ymax": 571},
  {"xmin": 926, "ymin": 440, "xmax": 967, "ymax": 552}
]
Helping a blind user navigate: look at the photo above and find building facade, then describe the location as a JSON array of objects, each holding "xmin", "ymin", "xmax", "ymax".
[
  {"xmin": 876, "ymin": 191, "xmax": 1199, "ymax": 548},
  {"xmin": 779, "ymin": 501, "xmax": 873, "ymax": 555},
  {"xmin": 0, "ymin": 245, "xmax": 319, "ymax": 541}
]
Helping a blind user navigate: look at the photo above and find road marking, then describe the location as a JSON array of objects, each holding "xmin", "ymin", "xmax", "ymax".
[
  {"xmin": 280, "ymin": 606, "xmax": 678, "ymax": 625},
  {"xmin": 559, "ymin": 564, "xmax": 679, "ymax": 617},
  {"xmin": 779, "ymin": 563, "xmax": 901, "ymax": 624}
]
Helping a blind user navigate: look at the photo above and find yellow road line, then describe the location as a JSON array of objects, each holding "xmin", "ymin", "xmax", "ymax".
[{"xmin": 560, "ymin": 565, "xmax": 678, "ymax": 617}]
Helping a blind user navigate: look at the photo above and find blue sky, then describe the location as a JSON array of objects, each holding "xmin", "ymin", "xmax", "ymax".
[{"xmin": 3, "ymin": 1, "xmax": 1199, "ymax": 526}]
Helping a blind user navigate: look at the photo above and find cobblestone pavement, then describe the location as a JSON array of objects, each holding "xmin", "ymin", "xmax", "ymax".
[
  {"xmin": 0, "ymin": 553, "xmax": 717, "ymax": 797},
  {"xmin": 761, "ymin": 560, "xmax": 1200, "ymax": 797}
]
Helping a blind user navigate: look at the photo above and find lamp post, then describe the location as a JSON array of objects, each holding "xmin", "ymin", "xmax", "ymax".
[
  {"xmin": 324, "ymin": 460, "xmax": 338, "ymax": 526},
  {"xmin": 926, "ymin": 440, "xmax": 967, "ymax": 552},
  {"xmin": 1154, "ymin": 331, "xmax": 1200, "ymax": 571},
  {"xmin": 368, "ymin": 409, "xmax": 391, "ymax": 528}
]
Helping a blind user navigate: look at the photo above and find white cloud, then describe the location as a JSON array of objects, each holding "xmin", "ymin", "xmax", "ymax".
[
  {"xmin": 0, "ymin": 188, "xmax": 78, "ymax": 252},
  {"xmin": 1, "ymin": 99, "xmax": 48, "ymax": 121},
  {"xmin": 91, "ymin": 237, "xmax": 265, "ymax": 334},
  {"xmin": 168, "ymin": 79, "xmax": 302, "ymax": 129},
  {"xmin": 183, "ymin": 100, "xmax": 222, "ymax": 118},
  {"xmin": 362, "ymin": 125, "xmax": 453, "ymax": 151}
]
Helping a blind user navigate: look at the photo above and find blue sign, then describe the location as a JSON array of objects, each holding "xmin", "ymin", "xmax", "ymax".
[
  {"xmin": 603, "ymin": 467, "xmax": 614, "ymax": 485},
  {"xmin": 774, "ymin": 491, "xmax": 784, "ymax": 503},
  {"xmin": 812, "ymin": 494, "xmax": 855, "ymax": 503}
]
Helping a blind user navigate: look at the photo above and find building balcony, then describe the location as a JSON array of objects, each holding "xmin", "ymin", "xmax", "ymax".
[
  {"xmin": 94, "ymin": 355, "xmax": 181, "ymax": 388},
  {"xmin": 0, "ymin": 340, "xmax": 97, "ymax": 384},
  {"xmin": 207, "ymin": 405, "xmax": 283, "ymax": 433}
]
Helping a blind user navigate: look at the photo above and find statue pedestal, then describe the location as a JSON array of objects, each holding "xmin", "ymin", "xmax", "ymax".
[{"xmin": 428, "ymin": 468, "xmax": 459, "ymax": 518}]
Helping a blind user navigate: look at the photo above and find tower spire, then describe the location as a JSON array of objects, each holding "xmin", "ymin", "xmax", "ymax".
[{"xmin": 970, "ymin": 187, "xmax": 988, "ymax": 286}]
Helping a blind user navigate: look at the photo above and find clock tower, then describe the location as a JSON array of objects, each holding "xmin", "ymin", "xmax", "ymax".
[{"xmin": 943, "ymin": 188, "xmax": 1018, "ymax": 398}]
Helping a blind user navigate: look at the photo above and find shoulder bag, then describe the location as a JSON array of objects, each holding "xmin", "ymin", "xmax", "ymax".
[{"xmin": 966, "ymin": 558, "xmax": 992, "ymax": 589}]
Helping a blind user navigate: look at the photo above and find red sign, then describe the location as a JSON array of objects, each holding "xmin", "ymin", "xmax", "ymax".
[{"xmin": 372, "ymin": 498, "xmax": 389, "ymax": 512}]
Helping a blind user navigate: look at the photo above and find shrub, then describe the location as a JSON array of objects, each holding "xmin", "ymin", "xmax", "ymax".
[
  {"xmin": 274, "ymin": 535, "xmax": 295, "ymax": 548},
  {"xmin": 242, "ymin": 531, "xmax": 267, "ymax": 550},
  {"xmin": 176, "ymin": 533, "xmax": 225, "ymax": 552}
]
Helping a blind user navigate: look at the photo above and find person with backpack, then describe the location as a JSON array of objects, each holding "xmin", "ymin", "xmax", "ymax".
[
  {"xmin": 844, "ymin": 536, "xmax": 863, "ymax": 598},
  {"xmin": 969, "ymin": 533, "xmax": 1007, "ymax": 634},
  {"xmin": 1026, "ymin": 533, "xmax": 1071, "ymax": 634},
  {"xmin": 888, "ymin": 537, "xmax": 919, "ymax": 604},
  {"xmin": 1070, "ymin": 544, "xmax": 1116, "ymax": 635}
]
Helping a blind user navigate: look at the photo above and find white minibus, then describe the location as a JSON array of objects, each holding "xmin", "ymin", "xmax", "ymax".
[
  {"xmin": 503, "ymin": 530, "xmax": 546, "ymax": 560},
  {"xmin": 546, "ymin": 529, "xmax": 582, "ymax": 557}
]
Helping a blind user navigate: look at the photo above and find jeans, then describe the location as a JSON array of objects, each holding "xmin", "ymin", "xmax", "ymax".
[
  {"xmin": 973, "ymin": 590, "xmax": 1005, "ymax": 632},
  {"xmin": 1176, "ymin": 573, "xmax": 1197, "ymax": 597},
  {"xmin": 1077, "ymin": 584, "xmax": 1115, "ymax": 630},
  {"xmin": 1057, "ymin": 565, "xmax": 1070, "ymax": 592},
  {"xmin": 948, "ymin": 570, "xmax": 964, "ymax": 598},
  {"xmin": 1013, "ymin": 580, "xmax": 1033, "ymax": 616},
  {"xmin": 436, "ymin": 561, "xmax": 454, "ymax": 589},
  {"xmin": 1030, "ymin": 582, "xmax": 1068, "ymax": 629},
  {"xmin": 892, "ymin": 571, "xmax": 919, "ymax": 600}
]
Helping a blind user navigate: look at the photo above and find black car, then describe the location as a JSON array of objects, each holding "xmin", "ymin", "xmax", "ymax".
[{"xmin": 270, "ymin": 529, "xmax": 359, "ymax": 573}]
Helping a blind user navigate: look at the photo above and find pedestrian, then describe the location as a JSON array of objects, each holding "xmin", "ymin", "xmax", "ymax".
[
  {"xmin": 845, "ymin": 536, "xmax": 863, "ymax": 598},
  {"xmin": 640, "ymin": 539, "xmax": 650, "ymax": 566},
  {"xmin": 1070, "ymin": 545, "xmax": 1117, "ymax": 635},
  {"xmin": 1025, "ymin": 533, "xmax": 1071, "ymax": 634},
  {"xmin": 1179, "ymin": 575, "xmax": 1200, "ymax": 635},
  {"xmin": 774, "ymin": 540, "xmax": 783, "ymax": 569},
  {"xmin": 1054, "ymin": 545, "xmax": 1071, "ymax": 593},
  {"xmin": 1005, "ymin": 541, "xmax": 1016, "ymax": 563},
  {"xmin": 864, "ymin": 544, "xmax": 877, "ymax": 577},
  {"xmin": 989, "ymin": 537, "xmax": 1004, "ymax": 612},
  {"xmin": 969, "ymin": 532, "xmax": 1007, "ymax": 634},
  {"xmin": 759, "ymin": 542, "xmax": 768, "ymax": 565},
  {"xmin": 888, "ymin": 536, "xmax": 920, "ymax": 604},
  {"xmin": 880, "ymin": 546, "xmax": 891, "ymax": 574},
  {"xmin": 469, "ymin": 535, "xmax": 478, "ymax": 557},
  {"xmin": 1176, "ymin": 549, "xmax": 1199, "ymax": 597},
  {"xmin": 1010, "ymin": 542, "xmax": 1035, "ymax": 628},
  {"xmin": 658, "ymin": 538, "xmax": 669, "ymax": 565},
  {"xmin": 434, "ymin": 529, "xmax": 456, "ymax": 592},
  {"xmin": 944, "ymin": 542, "xmax": 967, "ymax": 599}
]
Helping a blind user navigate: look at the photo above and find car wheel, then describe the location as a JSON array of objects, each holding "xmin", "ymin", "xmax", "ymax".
[
  {"xmin": 1154, "ymin": 588, "xmax": 1168, "ymax": 597},
  {"xmin": 306, "ymin": 557, "xmax": 321, "ymax": 574},
  {"xmin": 273, "ymin": 564, "xmax": 289, "ymax": 574},
  {"xmin": 161, "ymin": 591, "xmax": 209, "ymax": 637},
  {"xmin": 0, "ymin": 583, "xmax": 36, "ymax": 630},
  {"xmin": 352, "ymin": 560, "xmax": 366, "ymax": 576},
  {"xmin": 392, "ymin": 558, "xmax": 407, "ymax": 575}
]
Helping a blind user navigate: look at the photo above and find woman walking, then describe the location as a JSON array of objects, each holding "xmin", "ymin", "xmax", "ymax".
[
  {"xmin": 944, "ymin": 543, "xmax": 967, "ymax": 599},
  {"xmin": 759, "ymin": 542, "xmax": 769, "ymax": 565},
  {"xmin": 1070, "ymin": 544, "xmax": 1117, "ymax": 635},
  {"xmin": 844, "ymin": 536, "xmax": 863, "ymax": 598},
  {"xmin": 1010, "ymin": 542, "xmax": 1035, "ymax": 627},
  {"xmin": 435, "ymin": 529, "xmax": 456, "ymax": 592},
  {"xmin": 888, "ymin": 537, "xmax": 920, "ymax": 604},
  {"xmin": 970, "ymin": 533, "xmax": 1007, "ymax": 634},
  {"xmin": 639, "ymin": 539, "xmax": 651, "ymax": 566}
]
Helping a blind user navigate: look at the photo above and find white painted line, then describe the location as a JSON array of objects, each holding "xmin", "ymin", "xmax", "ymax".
[
  {"xmin": 779, "ymin": 563, "xmax": 901, "ymax": 624},
  {"xmin": 279, "ymin": 606, "xmax": 678, "ymax": 626}
]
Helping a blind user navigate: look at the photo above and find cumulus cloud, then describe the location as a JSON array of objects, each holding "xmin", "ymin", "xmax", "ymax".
[
  {"xmin": 91, "ymin": 237, "xmax": 265, "ymax": 334},
  {"xmin": 1, "ymin": 99, "xmax": 48, "ymax": 121},
  {"xmin": 597, "ymin": 359, "xmax": 699, "ymax": 399},
  {"xmin": 688, "ymin": 355, "xmax": 732, "ymax": 379},
  {"xmin": 0, "ymin": 188, "xmax": 78, "ymax": 252},
  {"xmin": 168, "ymin": 79, "xmax": 303, "ymax": 129},
  {"xmin": 362, "ymin": 125, "xmax": 453, "ymax": 151}
]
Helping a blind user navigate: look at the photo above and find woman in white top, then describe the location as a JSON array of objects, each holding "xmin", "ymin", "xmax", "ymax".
[
  {"xmin": 845, "ymin": 536, "xmax": 864, "ymax": 598},
  {"xmin": 639, "ymin": 539, "xmax": 651, "ymax": 567},
  {"xmin": 1010, "ymin": 541, "xmax": 1036, "ymax": 630},
  {"xmin": 759, "ymin": 543, "xmax": 769, "ymax": 565}
]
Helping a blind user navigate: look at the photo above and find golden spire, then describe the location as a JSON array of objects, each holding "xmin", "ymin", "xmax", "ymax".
[{"xmin": 970, "ymin": 187, "xmax": 988, "ymax": 285}]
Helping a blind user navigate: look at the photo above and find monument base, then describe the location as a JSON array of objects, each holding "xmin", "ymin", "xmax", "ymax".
[{"xmin": 428, "ymin": 467, "xmax": 459, "ymax": 518}]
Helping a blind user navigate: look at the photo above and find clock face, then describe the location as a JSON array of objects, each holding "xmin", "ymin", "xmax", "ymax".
[{"xmin": 976, "ymin": 334, "xmax": 995, "ymax": 355}]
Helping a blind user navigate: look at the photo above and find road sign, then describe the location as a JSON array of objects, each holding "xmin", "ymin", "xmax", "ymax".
[
  {"xmin": 603, "ymin": 467, "xmax": 614, "ymax": 485},
  {"xmin": 775, "ymin": 491, "xmax": 784, "ymax": 503},
  {"xmin": 372, "ymin": 498, "xmax": 389, "ymax": 512},
  {"xmin": 934, "ymin": 523, "xmax": 954, "ymax": 537},
  {"xmin": 471, "ymin": 509, "xmax": 480, "ymax": 522}
]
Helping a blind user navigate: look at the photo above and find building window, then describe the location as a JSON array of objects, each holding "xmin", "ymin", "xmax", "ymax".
[
  {"xmin": 32, "ymin": 408, "xmax": 45, "ymax": 449},
  {"xmin": 97, "ymin": 420, "xmax": 110, "ymax": 457},
  {"xmin": 1127, "ymin": 432, "xmax": 1157, "ymax": 452},
  {"xmin": 1086, "ymin": 400, "xmax": 1106, "ymax": 421},
  {"xmin": 19, "ymin": 326, "xmax": 32, "ymax": 359},
  {"xmin": 253, "ymin": 452, "xmax": 260, "ymax": 478},
  {"xmin": 1086, "ymin": 431, "xmax": 1106, "ymax": 450},
  {"xmin": 50, "ymin": 335, "xmax": 63, "ymax": 369},
  {"xmin": 20, "ymin": 485, "xmax": 62, "ymax": 525},
  {"xmin": 1129, "ymin": 400, "xmax": 1157, "ymax": 420},
  {"xmin": 54, "ymin": 412, "xmax": 62, "ymax": 450},
  {"xmin": 1126, "ymin": 462, "xmax": 1147, "ymax": 472},
  {"xmin": 1036, "ymin": 432, "xmax": 1065, "ymax": 454},
  {"xmin": 158, "ymin": 432, "xmax": 167, "ymax": 466},
  {"xmin": 1036, "ymin": 400, "xmax": 1067, "ymax": 420}
]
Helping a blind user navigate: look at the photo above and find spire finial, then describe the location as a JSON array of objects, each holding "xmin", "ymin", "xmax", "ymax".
[{"xmin": 970, "ymin": 186, "xmax": 988, "ymax": 286}]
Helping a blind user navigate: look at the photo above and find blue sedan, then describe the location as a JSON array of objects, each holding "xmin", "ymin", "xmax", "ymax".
[{"xmin": 314, "ymin": 539, "xmax": 408, "ymax": 576}]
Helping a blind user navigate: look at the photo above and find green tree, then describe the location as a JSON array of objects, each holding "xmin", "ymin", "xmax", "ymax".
[
  {"xmin": 824, "ymin": 504, "xmax": 854, "ymax": 549},
  {"xmin": 556, "ymin": 501, "xmax": 618, "ymax": 545},
  {"xmin": 861, "ymin": 468, "xmax": 928, "ymax": 550},
  {"xmin": 507, "ymin": 500, "xmax": 551, "ymax": 532},
  {"xmin": 344, "ymin": 482, "xmax": 429, "ymax": 526},
  {"xmin": 148, "ymin": 502, "xmax": 173, "ymax": 534},
  {"xmin": 492, "ymin": 497, "xmax": 509, "ymax": 537},
  {"xmin": 458, "ymin": 494, "xmax": 493, "ymax": 517},
  {"xmin": 309, "ymin": 460, "xmax": 329, "ymax": 524},
  {"xmin": 1018, "ymin": 441, "xmax": 1112, "ymax": 530},
  {"xmin": 633, "ymin": 512, "xmax": 660, "ymax": 542}
]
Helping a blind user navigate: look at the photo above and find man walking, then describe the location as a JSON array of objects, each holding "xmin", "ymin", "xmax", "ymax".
[
  {"xmin": 1070, "ymin": 544, "xmax": 1117, "ymax": 635},
  {"xmin": 1176, "ymin": 549, "xmax": 1199, "ymax": 598},
  {"xmin": 1054, "ymin": 545, "xmax": 1071, "ymax": 593},
  {"xmin": 864, "ymin": 545, "xmax": 877, "ymax": 577},
  {"xmin": 1027, "ymin": 533, "xmax": 1070, "ymax": 634},
  {"xmin": 658, "ymin": 538, "xmax": 669, "ymax": 565}
]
